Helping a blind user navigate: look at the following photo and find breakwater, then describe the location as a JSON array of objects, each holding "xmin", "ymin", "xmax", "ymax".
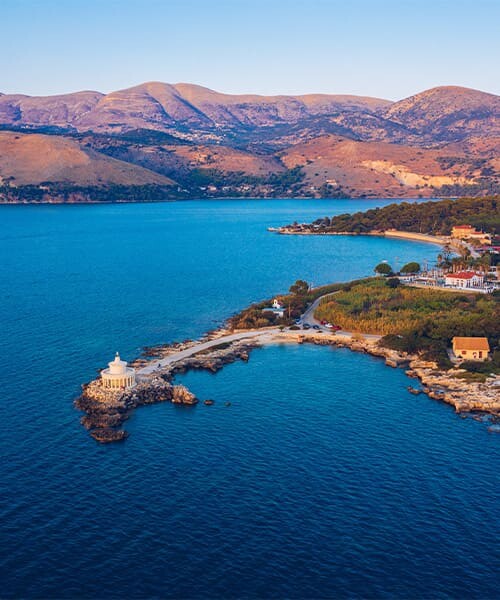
[
  {"xmin": 76, "ymin": 327, "xmax": 500, "ymax": 442},
  {"xmin": 75, "ymin": 337, "xmax": 260, "ymax": 442}
]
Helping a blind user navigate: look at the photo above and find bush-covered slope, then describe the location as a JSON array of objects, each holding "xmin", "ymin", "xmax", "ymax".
[
  {"xmin": 307, "ymin": 196, "xmax": 500, "ymax": 235},
  {"xmin": 315, "ymin": 279, "xmax": 499, "ymax": 366}
]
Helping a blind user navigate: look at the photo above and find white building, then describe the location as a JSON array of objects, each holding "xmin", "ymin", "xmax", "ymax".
[
  {"xmin": 444, "ymin": 271, "xmax": 484, "ymax": 289},
  {"xmin": 101, "ymin": 352, "xmax": 136, "ymax": 390},
  {"xmin": 262, "ymin": 298, "xmax": 285, "ymax": 318}
]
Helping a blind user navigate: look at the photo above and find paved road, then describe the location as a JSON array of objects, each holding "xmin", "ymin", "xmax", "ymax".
[
  {"xmin": 301, "ymin": 291, "xmax": 380, "ymax": 341},
  {"xmin": 301, "ymin": 291, "xmax": 338, "ymax": 327},
  {"xmin": 138, "ymin": 289, "xmax": 383, "ymax": 375},
  {"xmin": 138, "ymin": 328, "xmax": 279, "ymax": 374}
]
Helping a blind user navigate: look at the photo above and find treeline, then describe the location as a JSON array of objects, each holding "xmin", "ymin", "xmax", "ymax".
[
  {"xmin": 0, "ymin": 172, "xmax": 308, "ymax": 203},
  {"xmin": 307, "ymin": 196, "xmax": 500, "ymax": 235},
  {"xmin": 183, "ymin": 166, "xmax": 305, "ymax": 191},
  {"xmin": 436, "ymin": 180, "xmax": 500, "ymax": 198},
  {"xmin": 229, "ymin": 280, "xmax": 346, "ymax": 330},
  {"xmin": 0, "ymin": 184, "xmax": 185, "ymax": 204}
]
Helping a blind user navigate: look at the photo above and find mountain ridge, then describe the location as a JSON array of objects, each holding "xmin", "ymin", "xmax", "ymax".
[{"xmin": 0, "ymin": 82, "xmax": 498, "ymax": 202}]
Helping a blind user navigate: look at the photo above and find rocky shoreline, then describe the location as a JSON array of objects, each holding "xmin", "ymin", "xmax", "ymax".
[
  {"xmin": 303, "ymin": 334, "xmax": 500, "ymax": 419},
  {"xmin": 75, "ymin": 338, "xmax": 259, "ymax": 442},
  {"xmin": 76, "ymin": 325, "xmax": 499, "ymax": 443}
]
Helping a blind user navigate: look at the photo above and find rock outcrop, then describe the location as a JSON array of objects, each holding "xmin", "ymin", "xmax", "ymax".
[
  {"xmin": 171, "ymin": 385, "xmax": 198, "ymax": 405},
  {"xmin": 75, "ymin": 377, "xmax": 178, "ymax": 443},
  {"xmin": 90, "ymin": 429, "xmax": 128, "ymax": 443}
]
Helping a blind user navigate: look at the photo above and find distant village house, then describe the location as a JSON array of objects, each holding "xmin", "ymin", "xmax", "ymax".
[
  {"xmin": 451, "ymin": 225, "xmax": 491, "ymax": 245},
  {"xmin": 452, "ymin": 337, "xmax": 490, "ymax": 361}
]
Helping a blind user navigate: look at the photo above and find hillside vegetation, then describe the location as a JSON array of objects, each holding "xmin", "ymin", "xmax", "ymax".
[
  {"xmin": 229, "ymin": 281, "xmax": 347, "ymax": 330},
  {"xmin": 307, "ymin": 196, "xmax": 500, "ymax": 235},
  {"xmin": 315, "ymin": 279, "xmax": 499, "ymax": 366}
]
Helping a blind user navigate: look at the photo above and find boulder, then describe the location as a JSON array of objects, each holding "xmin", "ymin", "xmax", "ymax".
[
  {"xmin": 81, "ymin": 412, "xmax": 126, "ymax": 429},
  {"xmin": 90, "ymin": 428, "xmax": 128, "ymax": 443},
  {"xmin": 172, "ymin": 385, "xmax": 198, "ymax": 405}
]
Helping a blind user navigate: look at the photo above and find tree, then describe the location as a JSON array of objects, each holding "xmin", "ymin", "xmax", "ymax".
[
  {"xmin": 401, "ymin": 262, "xmax": 421, "ymax": 273},
  {"xmin": 386, "ymin": 277, "xmax": 401, "ymax": 288},
  {"xmin": 439, "ymin": 242, "xmax": 453, "ymax": 268},
  {"xmin": 459, "ymin": 245, "xmax": 471, "ymax": 258},
  {"xmin": 475, "ymin": 253, "xmax": 491, "ymax": 273},
  {"xmin": 374, "ymin": 262, "xmax": 393, "ymax": 276},
  {"xmin": 289, "ymin": 279, "xmax": 309, "ymax": 295}
]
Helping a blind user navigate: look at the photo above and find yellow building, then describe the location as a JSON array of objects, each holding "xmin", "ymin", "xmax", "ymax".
[
  {"xmin": 451, "ymin": 225, "xmax": 491, "ymax": 245},
  {"xmin": 452, "ymin": 337, "xmax": 490, "ymax": 361}
]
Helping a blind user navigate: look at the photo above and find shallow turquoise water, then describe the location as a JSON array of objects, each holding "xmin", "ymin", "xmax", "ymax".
[{"xmin": 0, "ymin": 199, "xmax": 498, "ymax": 598}]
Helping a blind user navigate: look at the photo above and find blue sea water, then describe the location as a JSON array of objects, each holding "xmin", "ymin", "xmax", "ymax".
[{"xmin": 0, "ymin": 199, "xmax": 498, "ymax": 599}]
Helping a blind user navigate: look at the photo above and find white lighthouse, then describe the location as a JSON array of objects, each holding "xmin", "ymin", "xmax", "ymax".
[{"xmin": 101, "ymin": 352, "xmax": 136, "ymax": 390}]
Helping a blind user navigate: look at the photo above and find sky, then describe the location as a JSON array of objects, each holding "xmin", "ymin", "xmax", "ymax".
[{"xmin": 2, "ymin": 0, "xmax": 499, "ymax": 100}]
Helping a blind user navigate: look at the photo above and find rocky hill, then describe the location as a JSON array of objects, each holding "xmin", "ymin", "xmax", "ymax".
[
  {"xmin": 0, "ymin": 82, "xmax": 390, "ymax": 135},
  {"xmin": 382, "ymin": 86, "xmax": 500, "ymax": 143},
  {"xmin": 278, "ymin": 135, "xmax": 494, "ymax": 198},
  {"xmin": 0, "ymin": 82, "xmax": 498, "ymax": 202}
]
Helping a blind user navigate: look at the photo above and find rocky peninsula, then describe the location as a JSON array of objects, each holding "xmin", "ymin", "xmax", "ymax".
[
  {"xmin": 75, "ymin": 336, "xmax": 260, "ymax": 442},
  {"xmin": 76, "ymin": 319, "xmax": 500, "ymax": 443}
]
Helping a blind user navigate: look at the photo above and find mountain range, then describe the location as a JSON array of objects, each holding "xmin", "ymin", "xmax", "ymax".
[{"xmin": 0, "ymin": 82, "xmax": 498, "ymax": 202}]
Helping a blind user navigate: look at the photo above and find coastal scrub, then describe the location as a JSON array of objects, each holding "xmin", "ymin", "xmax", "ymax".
[{"xmin": 315, "ymin": 279, "xmax": 499, "ymax": 366}]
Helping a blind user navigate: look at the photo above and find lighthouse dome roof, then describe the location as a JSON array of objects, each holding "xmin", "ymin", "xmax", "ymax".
[{"xmin": 107, "ymin": 352, "xmax": 128, "ymax": 375}]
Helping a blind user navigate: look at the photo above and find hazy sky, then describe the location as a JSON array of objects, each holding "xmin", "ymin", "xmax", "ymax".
[{"xmin": 2, "ymin": 0, "xmax": 499, "ymax": 99}]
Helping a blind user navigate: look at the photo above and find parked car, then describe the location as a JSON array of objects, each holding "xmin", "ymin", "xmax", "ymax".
[
  {"xmin": 312, "ymin": 324, "xmax": 320, "ymax": 330},
  {"xmin": 325, "ymin": 323, "xmax": 333, "ymax": 329},
  {"xmin": 303, "ymin": 323, "xmax": 311, "ymax": 329}
]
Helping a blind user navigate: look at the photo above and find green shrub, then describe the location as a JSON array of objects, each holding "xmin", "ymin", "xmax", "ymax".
[
  {"xmin": 375, "ymin": 262, "xmax": 393, "ymax": 276},
  {"xmin": 401, "ymin": 262, "xmax": 421, "ymax": 273},
  {"xmin": 386, "ymin": 277, "xmax": 401, "ymax": 288},
  {"xmin": 315, "ymin": 279, "xmax": 498, "ymax": 366}
]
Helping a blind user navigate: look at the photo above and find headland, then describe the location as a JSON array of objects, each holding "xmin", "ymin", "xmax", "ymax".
[
  {"xmin": 76, "ymin": 283, "xmax": 499, "ymax": 443},
  {"xmin": 76, "ymin": 196, "xmax": 499, "ymax": 442}
]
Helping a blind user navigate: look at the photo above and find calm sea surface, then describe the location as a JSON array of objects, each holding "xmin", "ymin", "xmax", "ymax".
[{"xmin": 0, "ymin": 199, "xmax": 498, "ymax": 599}]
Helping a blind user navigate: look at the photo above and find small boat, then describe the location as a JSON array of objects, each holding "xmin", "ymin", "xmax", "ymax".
[{"xmin": 204, "ymin": 399, "xmax": 215, "ymax": 406}]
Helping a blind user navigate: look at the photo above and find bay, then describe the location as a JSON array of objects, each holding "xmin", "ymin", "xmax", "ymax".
[{"xmin": 0, "ymin": 199, "xmax": 498, "ymax": 598}]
